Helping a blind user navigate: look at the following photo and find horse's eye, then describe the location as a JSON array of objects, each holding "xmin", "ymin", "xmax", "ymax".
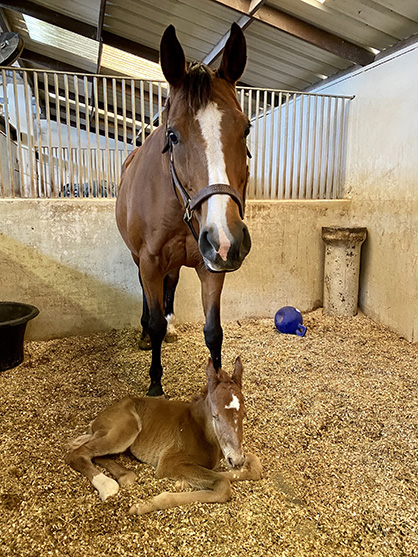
[
  {"xmin": 168, "ymin": 130, "xmax": 178, "ymax": 144},
  {"xmin": 244, "ymin": 125, "xmax": 251, "ymax": 138},
  {"xmin": 212, "ymin": 414, "xmax": 219, "ymax": 421}
]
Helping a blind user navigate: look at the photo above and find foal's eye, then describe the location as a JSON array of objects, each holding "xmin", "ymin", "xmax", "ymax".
[
  {"xmin": 212, "ymin": 414, "xmax": 219, "ymax": 421},
  {"xmin": 168, "ymin": 130, "xmax": 179, "ymax": 144}
]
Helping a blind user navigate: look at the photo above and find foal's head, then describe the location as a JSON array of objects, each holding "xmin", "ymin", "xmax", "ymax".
[
  {"xmin": 160, "ymin": 24, "xmax": 252, "ymax": 272},
  {"xmin": 206, "ymin": 357, "xmax": 247, "ymax": 468}
]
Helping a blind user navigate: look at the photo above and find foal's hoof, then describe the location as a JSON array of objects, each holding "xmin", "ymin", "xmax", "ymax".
[
  {"xmin": 118, "ymin": 471, "xmax": 138, "ymax": 487},
  {"xmin": 138, "ymin": 335, "xmax": 152, "ymax": 350},
  {"xmin": 147, "ymin": 382, "xmax": 164, "ymax": 397},
  {"xmin": 164, "ymin": 331, "xmax": 178, "ymax": 343}
]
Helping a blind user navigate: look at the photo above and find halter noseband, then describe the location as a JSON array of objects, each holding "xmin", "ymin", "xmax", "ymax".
[{"xmin": 163, "ymin": 133, "xmax": 245, "ymax": 242}]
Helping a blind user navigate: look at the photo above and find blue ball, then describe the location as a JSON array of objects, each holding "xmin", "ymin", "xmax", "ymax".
[{"xmin": 274, "ymin": 306, "xmax": 307, "ymax": 337}]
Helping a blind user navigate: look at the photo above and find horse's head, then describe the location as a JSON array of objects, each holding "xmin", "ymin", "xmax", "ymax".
[
  {"xmin": 160, "ymin": 24, "xmax": 251, "ymax": 272},
  {"xmin": 205, "ymin": 357, "xmax": 246, "ymax": 468}
]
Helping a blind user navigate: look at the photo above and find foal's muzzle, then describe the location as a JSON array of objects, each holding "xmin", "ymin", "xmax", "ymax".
[{"xmin": 199, "ymin": 221, "xmax": 251, "ymax": 272}]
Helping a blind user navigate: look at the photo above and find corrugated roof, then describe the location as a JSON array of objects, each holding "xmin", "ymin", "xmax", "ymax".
[{"xmin": 2, "ymin": 0, "xmax": 418, "ymax": 89}]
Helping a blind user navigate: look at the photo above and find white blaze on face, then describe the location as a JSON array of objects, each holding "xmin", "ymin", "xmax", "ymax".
[
  {"xmin": 225, "ymin": 394, "xmax": 240, "ymax": 411},
  {"xmin": 197, "ymin": 102, "xmax": 232, "ymax": 261}
]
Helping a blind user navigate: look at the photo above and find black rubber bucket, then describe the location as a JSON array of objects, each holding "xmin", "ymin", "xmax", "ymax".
[{"xmin": 0, "ymin": 302, "xmax": 39, "ymax": 371}]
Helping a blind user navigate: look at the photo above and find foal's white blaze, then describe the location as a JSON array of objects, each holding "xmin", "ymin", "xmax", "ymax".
[
  {"xmin": 225, "ymin": 394, "xmax": 240, "ymax": 411},
  {"xmin": 197, "ymin": 102, "xmax": 233, "ymax": 261},
  {"xmin": 92, "ymin": 472, "xmax": 119, "ymax": 501}
]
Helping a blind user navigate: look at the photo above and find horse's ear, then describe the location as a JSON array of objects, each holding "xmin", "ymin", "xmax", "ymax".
[
  {"xmin": 217, "ymin": 22, "xmax": 247, "ymax": 84},
  {"xmin": 160, "ymin": 25, "xmax": 187, "ymax": 88},
  {"xmin": 206, "ymin": 358, "xmax": 219, "ymax": 392},
  {"xmin": 232, "ymin": 356, "xmax": 243, "ymax": 389}
]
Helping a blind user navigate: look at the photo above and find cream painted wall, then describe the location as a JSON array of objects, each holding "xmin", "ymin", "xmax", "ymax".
[
  {"xmin": 0, "ymin": 199, "xmax": 350, "ymax": 340},
  {"xmin": 311, "ymin": 42, "xmax": 418, "ymax": 342}
]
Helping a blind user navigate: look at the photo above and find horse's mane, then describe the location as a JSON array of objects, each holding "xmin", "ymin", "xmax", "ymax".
[{"xmin": 164, "ymin": 62, "xmax": 213, "ymax": 117}]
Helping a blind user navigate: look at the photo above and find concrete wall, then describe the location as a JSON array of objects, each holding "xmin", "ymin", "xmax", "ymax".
[
  {"xmin": 0, "ymin": 198, "xmax": 350, "ymax": 340},
  {"xmin": 310, "ymin": 42, "xmax": 418, "ymax": 342}
]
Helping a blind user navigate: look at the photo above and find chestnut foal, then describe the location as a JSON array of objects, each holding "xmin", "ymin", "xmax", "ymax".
[{"xmin": 65, "ymin": 358, "xmax": 262, "ymax": 515}]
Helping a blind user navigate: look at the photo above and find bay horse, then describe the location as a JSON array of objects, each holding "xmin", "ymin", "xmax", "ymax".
[
  {"xmin": 116, "ymin": 23, "xmax": 252, "ymax": 396},
  {"xmin": 65, "ymin": 357, "xmax": 262, "ymax": 515}
]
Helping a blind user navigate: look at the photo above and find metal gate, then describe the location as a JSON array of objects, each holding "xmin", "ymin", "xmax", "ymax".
[{"xmin": 0, "ymin": 68, "xmax": 352, "ymax": 199}]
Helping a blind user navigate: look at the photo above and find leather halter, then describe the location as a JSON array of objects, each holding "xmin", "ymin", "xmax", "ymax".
[{"xmin": 163, "ymin": 134, "xmax": 245, "ymax": 242}]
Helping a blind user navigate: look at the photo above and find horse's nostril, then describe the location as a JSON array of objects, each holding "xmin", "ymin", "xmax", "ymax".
[
  {"xmin": 227, "ymin": 456, "xmax": 234, "ymax": 468},
  {"xmin": 199, "ymin": 227, "xmax": 218, "ymax": 260}
]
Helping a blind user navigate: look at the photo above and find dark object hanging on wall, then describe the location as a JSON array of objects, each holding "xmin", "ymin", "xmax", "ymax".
[
  {"xmin": 0, "ymin": 32, "xmax": 24, "ymax": 66},
  {"xmin": 0, "ymin": 302, "xmax": 39, "ymax": 371}
]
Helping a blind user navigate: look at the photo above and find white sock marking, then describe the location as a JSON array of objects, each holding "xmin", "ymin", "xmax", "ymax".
[
  {"xmin": 92, "ymin": 472, "xmax": 119, "ymax": 501},
  {"xmin": 165, "ymin": 313, "xmax": 176, "ymax": 335}
]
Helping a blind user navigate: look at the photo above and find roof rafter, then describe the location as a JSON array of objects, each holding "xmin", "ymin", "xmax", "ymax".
[
  {"xmin": 0, "ymin": 0, "xmax": 160, "ymax": 65},
  {"xmin": 96, "ymin": 0, "xmax": 107, "ymax": 73},
  {"xmin": 209, "ymin": 0, "xmax": 375, "ymax": 66}
]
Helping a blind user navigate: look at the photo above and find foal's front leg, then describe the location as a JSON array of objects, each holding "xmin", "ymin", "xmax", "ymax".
[{"xmin": 196, "ymin": 266, "xmax": 226, "ymax": 369}]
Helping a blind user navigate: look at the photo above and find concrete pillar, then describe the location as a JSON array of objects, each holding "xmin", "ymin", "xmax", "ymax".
[{"xmin": 322, "ymin": 226, "xmax": 367, "ymax": 316}]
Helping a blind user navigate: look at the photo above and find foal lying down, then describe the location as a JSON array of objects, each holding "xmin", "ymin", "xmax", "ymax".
[{"xmin": 65, "ymin": 357, "xmax": 262, "ymax": 515}]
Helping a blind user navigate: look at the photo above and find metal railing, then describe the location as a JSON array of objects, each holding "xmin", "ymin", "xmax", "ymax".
[{"xmin": 0, "ymin": 68, "xmax": 353, "ymax": 199}]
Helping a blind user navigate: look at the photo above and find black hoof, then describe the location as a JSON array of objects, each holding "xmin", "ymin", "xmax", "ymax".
[
  {"xmin": 138, "ymin": 335, "xmax": 152, "ymax": 350},
  {"xmin": 147, "ymin": 383, "xmax": 164, "ymax": 397}
]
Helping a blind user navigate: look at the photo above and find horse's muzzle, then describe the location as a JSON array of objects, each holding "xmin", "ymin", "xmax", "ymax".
[{"xmin": 199, "ymin": 222, "xmax": 251, "ymax": 272}]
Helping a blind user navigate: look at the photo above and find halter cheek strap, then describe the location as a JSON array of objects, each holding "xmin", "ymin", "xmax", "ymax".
[{"xmin": 163, "ymin": 135, "xmax": 245, "ymax": 242}]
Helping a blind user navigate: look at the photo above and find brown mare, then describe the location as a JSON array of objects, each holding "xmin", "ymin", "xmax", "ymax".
[
  {"xmin": 65, "ymin": 357, "xmax": 262, "ymax": 514},
  {"xmin": 116, "ymin": 24, "xmax": 252, "ymax": 396}
]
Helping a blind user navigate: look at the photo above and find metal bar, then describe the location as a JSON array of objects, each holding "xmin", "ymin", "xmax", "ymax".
[
  {"xmin": 103, "ymin": 77, "xmax": 110, "ymax": 197},
  {"xmin": 53, "ymin": 73, "xmax": 64, "ymax": 195},
  {"xmin": 274, "ymin": 91, "xmax": 282, "ymax": 199},
  {"xmin": 93, "ymin": 76, "xmax": 102, "ymax": 193},
  {"xmin": 23, "ymin": 72, "xmax": 36, "ymax": 197},
  {"xmin": 2, "ymin": 70, "xmax": 14, "ymax": 196},
  {"xmin": 63, "ymin": 74, "xmax": 73, "ymax": 196},
  {"xmin": 43, "ymin": 72, "xmax": 54, "ymax": 196},
  {"xmin": 267, "ymin": 91, "xmax": 275, "ymax": 198},
  {"xmin": 335, "ymin": 98, "xmax": 346, "ymax": 199},
  {"xmin": 131, "ymin": 79, "xmax": 136, "ymax": 148},
  {"xmin": 316, "ymin": 96, "xmax": 326, "ymax": 199},
  {"xmin": 288, "ymin": 93, "xmax": 297, "ymax": 199},
  {"xmin": 281, "ymin": 93, "xmax": 290, "ymax": 199},
  {"xmin": 158, "ymin": 82, "xmax": 163, "ymax": 126},
  {"xmin": 261, "ymin": 90, "xmax": 268, "ymax": 198},
  {"xmin": 84, "ymin": 76, "xmax": 92, "ymax": 197},
  {"xmin": 33, "ymin": 72, "xmax": 46, "ymax": 197},
  {"xmin": 149, "ymin": 81, "xmax": 154, "ymax": 135},
  {"xmin": 12, "ymin": 71, "xmax": 25, "ymax": 196},
  {"xmin": 253, "ymin": 89, "xmax": 260, "ymax": 197},
  {"xmin": 302, "ymin": 94, "xmax": 311, "ymax": 200},
  {"xmin": 112, "ymin": 77, "xmax": 119, "ymax": 186},
  {"xmin": 140, "ymin": 81, "xmax": 145, "ymax": 145},
  {"xmin": 122, "ymin": 79, "xmax": 128, "ymax": 160},
  {"xmin": 324, "ymin": 96, "xmax": 333, "ymax": 199},
  {"xmin": 296, "ymin": 93, "xmax": 304, "ymax": 199},
  {"xmin": 74, "ymin": 75, "xmax": 83, "ymax": 194}
]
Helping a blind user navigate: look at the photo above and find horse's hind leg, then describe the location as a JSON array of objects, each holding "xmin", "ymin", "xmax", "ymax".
[
  {"xmin": 164, "ymin": 268, "xmax": 180, "ymax": 343},
  {"xmin": 94, "ymin": 457, "xmax": 137, "ymax": 486},
  {"xmin": 66, "ymin": 400, "xmax": 141, "ymax": 500}
]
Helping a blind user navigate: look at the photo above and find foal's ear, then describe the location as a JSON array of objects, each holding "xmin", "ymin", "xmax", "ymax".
[
  {"xmin": 232, "ymin": 356, "xmax": 243, "ymax": 389},
  {"xmin": 160, "ymin": 25, "xmax": 187, "ymax": 88},
  {"xmin": 218, "ymin": 22, "xmax": 247, "ymax": 84},
  {"xmin": 206, "ymin": 357, "xmax": 219, "ymax": 391}
]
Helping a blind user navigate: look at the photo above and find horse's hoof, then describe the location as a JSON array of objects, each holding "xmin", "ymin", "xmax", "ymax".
[
  {"xmin": 147, "ymin": 383, "xmax": 164, "ymax": 397},
  {"xmin": 164, "ymin": 331, "xmax": 178, "ymax": 343},
  {"xmin": 138, "ymin": 335, "xmax": 152, "ymax": 350},
  {"xmin": 118, "ymin": 471, "xmax": 138, "ymax": 487}
]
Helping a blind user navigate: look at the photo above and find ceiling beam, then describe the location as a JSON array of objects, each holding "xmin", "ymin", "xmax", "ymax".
[
  {"xmin": 96, "ymin": 0, "xmax": 107, "ymax": 73},
  {"xmin": 210, "ymin": 0, "xmax": 375, "ymax": 66},
  {"xmin": 0, "ymin": 0, "xmax": 160, "ymax": 64},
  {"xmin": 20, "ymin": 48, "xmax": 92, "ymax": 73}
]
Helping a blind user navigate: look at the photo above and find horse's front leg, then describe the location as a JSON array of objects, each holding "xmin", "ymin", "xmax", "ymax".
[
  {"xmin": 195, "ymin": 266, "xmax": 226, "ymax": 370},
  {"xmin": 140, "ymin": 260, "xmax": 167, "ymax": 396}
]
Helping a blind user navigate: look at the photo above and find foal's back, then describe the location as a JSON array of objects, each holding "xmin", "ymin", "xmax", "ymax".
[{"xmin": 91, "ymin": 395, "xmax": 217, "ymax": 469}]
